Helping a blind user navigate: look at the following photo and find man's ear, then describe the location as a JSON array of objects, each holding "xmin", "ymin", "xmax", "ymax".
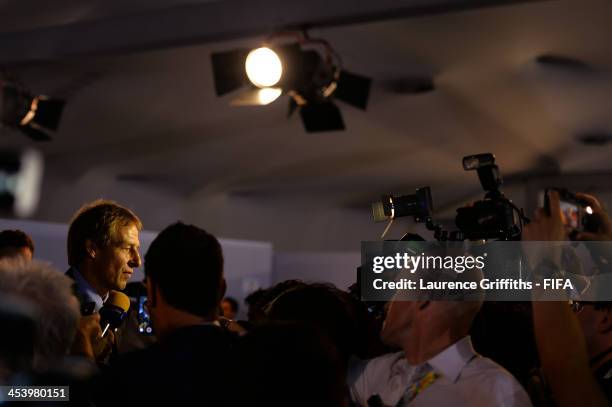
[
  {"xmin": 85, "ymin": 239, "xmax": 97, "ymax": 259},
  {"xmin": 598, "ymin": 307, "xmax": 612, "ymax": 334}
]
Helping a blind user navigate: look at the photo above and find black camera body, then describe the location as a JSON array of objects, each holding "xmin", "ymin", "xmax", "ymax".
[
  {"xmin": 454, "ymin": 154, "xmax": 523, "ymax": 241},
  {"xmin": 371, "ymin": 153, "xmax": 526, "ymax": 241},
  {"xmin": 455, "ymin": 194, "xmax": 519, "ymax": 240}
]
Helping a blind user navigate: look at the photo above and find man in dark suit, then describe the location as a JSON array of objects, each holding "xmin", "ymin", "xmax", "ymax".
[
  {"xmin": 66, "ymin": 199, "xmax": 142, "ymax": 363},
  {"xmin": 95, "ymin": 222, "xmax": 231, "ymax": 405}
]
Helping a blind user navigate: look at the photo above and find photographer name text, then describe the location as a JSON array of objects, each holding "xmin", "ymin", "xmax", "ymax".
[{"xmin": 372, "ymin": 278, "xmax": 574, "ymax": 291}]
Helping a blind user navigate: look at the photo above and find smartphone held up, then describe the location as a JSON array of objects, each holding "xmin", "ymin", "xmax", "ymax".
[{"xmin": 541, "ymin": 188, "xmax": 598, "ymax": 238}]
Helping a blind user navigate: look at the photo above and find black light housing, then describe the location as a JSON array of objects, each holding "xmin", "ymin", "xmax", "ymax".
[
  {"xmin": 299, "ymin": 102, "xmax": 344, "ymax": 133},
  {"xmin": 211, "ymin": 38, "xmax": 371, "ymax": 133},
  {"xmin": 0, "ymin": 83, "xmax": 65, "ymax": 141}
]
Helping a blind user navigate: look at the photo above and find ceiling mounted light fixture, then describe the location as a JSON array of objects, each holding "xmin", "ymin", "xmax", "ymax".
[
  {"xmin": 0, "ymin": 82, "xmax": 65, "ymax": 141},
  {"xmin": 211, "ymin": 32, "xmax": 372, "ymax": 133},
  {"xmin": 245, "ymin": 47, "xmax": 283, "ymax": 88}
]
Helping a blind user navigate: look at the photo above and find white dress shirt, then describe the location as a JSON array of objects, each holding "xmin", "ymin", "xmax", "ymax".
[{"xmin": 348, "ymin": 336, "xmax": 532, "ymax": 407}]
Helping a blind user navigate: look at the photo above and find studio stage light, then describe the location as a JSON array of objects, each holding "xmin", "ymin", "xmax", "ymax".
[
  {"xmin": 211, "ymin": 35, "xmax": 371, "ymax": 133},
  {"xmin": 245, "ymin": 47, "xmax": 283, "ymax": 88},
  {"xmin": 0, "ymin": 83, "xmax": 65, "ymax": 141}
]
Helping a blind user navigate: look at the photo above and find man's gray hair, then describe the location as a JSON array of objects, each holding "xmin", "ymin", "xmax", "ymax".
[{"xmin": 0, "ymin": 260, "xmax": 80, "ymax": 372}]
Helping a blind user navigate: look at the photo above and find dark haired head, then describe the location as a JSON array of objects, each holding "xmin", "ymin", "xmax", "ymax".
[
  {"xmin": 67, "ymin": 199, "xmax": 142, "ymax": 267},
  {"xmin": 266, "ymin": 283, "xmax": 362, "ymax": 364},
  {"xmin": 0, "ymin": 230, "xmax": 34, "ymax": 260},
  {"xmin": 222, "ymin": 297, "xmax": 239, "ymax": 312},
  {"xmin": 145, "ymin": 222, "xmax": 224, "ymax": 317},
  {"xmin": 245, "ymin": 280, "xmax": 306, "ymax": 322}
]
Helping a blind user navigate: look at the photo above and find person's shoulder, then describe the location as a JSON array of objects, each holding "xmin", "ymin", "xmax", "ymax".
[
  {"xmin": 464, "ymin": 355, "xmax": 519, "ymax": 383},
  {"xmin": 369, "ymin": 351, "xmax": 405, "ymax": 366},
  {"xmin": 348, "ymin": 351, "xmax": 405, "ymax": 386},
  {"xmin": 110, "ymin": 343, "xmax": 160, "ymax": 371},
  {"xmin": 94, "ymin": 346, "xmax": 158, "ymax": 404},
  {"xmin": 347, "ymin": 351, "xmax": 406, "ymax": 406},
  {"xmin": 462, "ymin": 356, "xmax": 532, "ymax": 406},
  {"xmin": 166, "ymin": 324, "xmax": 234, "ymax": 349}
]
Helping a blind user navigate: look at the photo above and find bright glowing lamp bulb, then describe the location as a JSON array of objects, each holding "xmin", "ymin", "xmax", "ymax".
[
  {"xmin": 245, "ymin": 47, "xmax": 282, "ymax": 88},
  {"xmin": 257, "ymin": 88, "xmax": 282, "ymax": 105}
]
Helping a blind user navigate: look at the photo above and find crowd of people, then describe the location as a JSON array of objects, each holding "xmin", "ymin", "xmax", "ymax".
[{"xmin": 0, "ymin": 191, "xmax": 610, "ymax": 406}]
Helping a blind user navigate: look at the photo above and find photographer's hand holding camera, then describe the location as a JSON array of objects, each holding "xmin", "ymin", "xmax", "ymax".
[
  {"xmin": 523, "ymin": 191, "xmax": 567, "ymax": 242},
  {"xmin": 523, "ymin": 190, "xmax": 610, "ymax": 407}
]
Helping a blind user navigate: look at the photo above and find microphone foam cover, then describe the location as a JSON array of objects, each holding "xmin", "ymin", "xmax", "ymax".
[{"xmin": 107, "ymin": 291, "xmax": 130, "ymax": 313}]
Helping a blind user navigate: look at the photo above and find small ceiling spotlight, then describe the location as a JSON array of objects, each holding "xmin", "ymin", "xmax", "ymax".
[
  {"xmin": 245, "ymin": 47, "xmax": 283, "ymax": 88},
  {"xmin": 211, "ymin": 33, "xmax": 372, "ymax": 133},
  {"xmin": 0, "ymin": 82, "xmax": 65, "ymax": 142}
]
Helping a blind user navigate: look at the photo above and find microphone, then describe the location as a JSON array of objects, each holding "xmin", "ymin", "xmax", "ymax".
[{"xmin": 99, "ymin": 291, "xmax": 130, "ymax": 337}]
